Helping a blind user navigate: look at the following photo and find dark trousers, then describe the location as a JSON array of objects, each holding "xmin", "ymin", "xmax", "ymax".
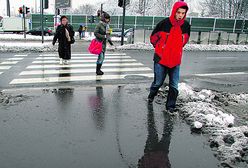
[{"xmin": 149, "ymin": 63, "xmax": 180, "ymax": 110}]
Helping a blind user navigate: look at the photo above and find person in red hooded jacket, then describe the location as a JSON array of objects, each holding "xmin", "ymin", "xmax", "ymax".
[{"xmin": 148, "ymin": 1, "xmax": 191, "ymax": 113}]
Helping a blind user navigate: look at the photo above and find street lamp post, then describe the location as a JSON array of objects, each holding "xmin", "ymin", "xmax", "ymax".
[
  {"xmin": 143, "ymin": 0, "xmax": 146, "ymax": 43},
  {"xmin": 6, "ymin": 0, "xmax": 10, "ymax": 16},
  {"xmin": 40, "ymin": 0, "xmax": 44, "ymax": 43},
  {"xmin": 121, "ymin": 0, "xmax": 126, "ymax": 45}
]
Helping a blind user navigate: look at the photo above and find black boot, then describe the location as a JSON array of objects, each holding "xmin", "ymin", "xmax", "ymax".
[
  {"xmin": 96, "ymin": 64, "xmax": 104, "ymax": 75},
  {"xmin": 166, "ymin": 87, "xmax": 179, "ymax": 111},
  {"xmin": 147, "ymin": 90, "xmax": 157, "ymax": 104}
]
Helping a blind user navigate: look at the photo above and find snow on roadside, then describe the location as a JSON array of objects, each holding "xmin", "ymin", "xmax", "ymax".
[
  {"xmin": 113, "ymin": 42, "xmax": 248, "ymax": 52},
  {"xmin": 0, "ymin": 33, "xmax": 54, "ymax": 41},
  {"xmin": 0, "ymin": 42, "xmax": 56, "ymax": 52},
  {"xmin": 113, "ymin": 42, "xmax": 153, "ymax": 50},
  {"xmin": 0, "ymin": 32, "xmax": 84, "ymax": 41},
  {"xmin": 82, "ymin": 33, "xmax": 127, "ymax": 42},
  {"xmin": 185, "ymin": 44, "xmax": 248, "ymax": 52},
  {"xmin": 0, "ymin": 38, "xmax": 247, "ymax": 52},
  {"xmin": 0, "ymin": 32, "xmax": 127, "ymax": 42},
  {"xmin": 158, "ymin": 83, "xmax": 248, "ymax": 167}
]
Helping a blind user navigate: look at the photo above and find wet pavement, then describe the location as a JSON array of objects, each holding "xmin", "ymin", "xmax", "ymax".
[
  {"xmin": 124, "ymin": 50, "xmax": 248, "ymax": 93},
  {"xmin": 0, "ymin": 84, "xmax": 220, "ymax": 168},
  {"xmin": 0, "ymin": 42, "xmax": 248, "ymax": 167}
]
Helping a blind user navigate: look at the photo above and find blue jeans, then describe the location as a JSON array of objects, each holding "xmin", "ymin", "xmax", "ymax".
[
  {"xmin": 97, "ymin": 52, "xmax": 105, "ymax": 64},
  {"xmin": 149, "ymin": 63, "xmax": 180, "ymax": 110},
  {"xmin": 82, "ymin": 31, "xmax": 85, "ymax": 38}
]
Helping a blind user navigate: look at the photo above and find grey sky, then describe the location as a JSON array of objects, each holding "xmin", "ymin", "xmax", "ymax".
[
  {"xmin": 1, "ymin": 0, "xmax": 203, "ymax": 16},
  {"xmin": 0, "ymin": 0, "xmax": 102, "ymax": 16}
]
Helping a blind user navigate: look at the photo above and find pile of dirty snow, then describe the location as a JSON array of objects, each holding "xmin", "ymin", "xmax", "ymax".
[
  {"xmin": 157, "ymin": 83, "xmax": 248, "ymax": 167},
  {"xmin": 0, "ymin": 92, "xmax": 29, "ymax": 106}
]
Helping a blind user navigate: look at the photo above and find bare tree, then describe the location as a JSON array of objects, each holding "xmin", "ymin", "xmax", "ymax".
[
  {"xmin": 72, "ymin": 4, "xmax": 95, "ymax": 15},
  {"xmin": 155, "ymin": 0, "xmax": 175, "ymax": 16},
  {"xmin": 203, "ymin": 0, "xmax": 248, "ymax": 18}
]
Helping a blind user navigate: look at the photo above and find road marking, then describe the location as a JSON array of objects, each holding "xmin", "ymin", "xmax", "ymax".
[
  {"xmin": 10, "ymin": 52, "xmax": 153, "ymax": 85},
  {"xmin": 2, "ymin": 85, "xmax": 109, "ymax": 92},
  {"xmin": 7, "ymin": 58, "xmax": 23, "ymax": 61},
  {"xmin": 72, "ymin": 53, "xmax": 126, "ymax": 56},
  {"xmin": 14, "ymin": 54, "xmax": 28, "ymax": 57},
  {"xmin": 0, "ymin": 72, "xmax": 3, "ymax": 75},
  {"xmin": 0, "ymin": 61, "xmax": 19, "ymax": 65},
  {"xmin": 206, "ymin": 57, "xmax": 238, "ymax": 59},
  {"xmin": 32, "ymin": 59, "xmax": 137, "ymax": 64},
  {"xmin": 36, "ymin": 56, "xmax": 132, "ymax": 60},
  {"xmin": 0, "ymin": 66, "xmax": 11, "ymax": 70},
  {"xmin": 39, "ymin": 54, "xmax": 57, "ymax": 56},
  {"xmin": 39, "ymin": 53, "xmax": 126, "ymax": 56},
  {"xmin": 10, "ymin": 73, "xmax": 154, "ymax": 84},
  {"xmin": 19, "ymin": 67, "xmax": 152, "ymax": 75},
  {"xmin": 26, "ymin": 62, "xmax": 144, "ymax": 69},
  {"xmin": 195, "ymin": 72, "xmax": 247, "ymax": 76}
]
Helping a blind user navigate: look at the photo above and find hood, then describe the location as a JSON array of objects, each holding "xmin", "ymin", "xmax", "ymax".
[{"xmin": 169, "ymin": 1, "xmax": 189, "ymax": 26}]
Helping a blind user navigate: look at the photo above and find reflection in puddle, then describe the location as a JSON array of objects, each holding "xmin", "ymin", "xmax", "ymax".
[{"xmin": 138, "ymin": 104, "xmax": 173, "ymax": 168}]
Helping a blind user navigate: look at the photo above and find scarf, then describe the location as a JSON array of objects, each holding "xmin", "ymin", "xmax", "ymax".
[{"xmin": 65, "ymin": 27, "xmax": 71, "ymax": 42}]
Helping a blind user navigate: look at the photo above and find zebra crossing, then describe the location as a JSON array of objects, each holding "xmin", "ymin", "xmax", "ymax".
[
  {"xmin": 0, "ymin": 55, "xmax": 26, "ymax": 75},
  {"xmin": 10, "ymin": 53, "xmax": 154, "ymax": 85}
]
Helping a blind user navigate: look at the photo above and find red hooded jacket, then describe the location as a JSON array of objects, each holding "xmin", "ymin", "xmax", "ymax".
[{"xmin": 150, "ymin": 1, "xmax": 191, "ymax": 68}]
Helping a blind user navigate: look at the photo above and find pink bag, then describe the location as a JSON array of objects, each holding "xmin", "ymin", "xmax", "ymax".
[{"xmin": 88, "ymin": 39, "xmax": 103, "ymax": 55}]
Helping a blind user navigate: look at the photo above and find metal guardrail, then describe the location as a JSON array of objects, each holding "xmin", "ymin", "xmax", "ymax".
[{"xmin": 30, "ymin": 14, "xmax": 248, "ymax": 34}]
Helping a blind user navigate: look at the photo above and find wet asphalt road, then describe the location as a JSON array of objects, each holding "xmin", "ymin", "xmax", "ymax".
[
  {"xmin": 124, "ymin": 50, "xmax": 248, "ymax": 93},
  {"xmin": 1, "ymin": 47, "xmax": 248, "ymax": 92},
  {"xmin": 0, "ymin": 84, "xmax": 220, "ymax": 168},
  {"xmin": 0, "ymin": 41, "xmax": 248, "ymax": 167}
]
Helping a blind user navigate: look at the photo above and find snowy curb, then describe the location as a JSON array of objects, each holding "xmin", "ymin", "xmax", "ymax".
[
  {"xmin": 111, "ymin": 42, "xmax": 248, "ymax": 52},
  {"xmin": 158, "ymin": 83, "xmax": 248, "ymax": 167},
  {"xmin": 0, "ymin": 42, "xmax": 57, "ymax": 52},
  {"xmin": 83, "ymin": 36, "xmax": 127, "ymax": 42},
  {"xmin": 185, "ymin": 44, "xmax": 248, "ymax": 52},
  {"xmin": 0, "ymin": 34, "xmax": 54, "ymax": 41},
  {"xmin": 0, "ymin": 33, "xmax": 127, "ymax": 42}
]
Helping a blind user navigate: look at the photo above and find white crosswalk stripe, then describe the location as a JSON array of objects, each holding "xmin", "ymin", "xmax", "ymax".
[
  {"xmin": 10, "ymin": 73, "xmax": 154, "ymax": 84},
  {"xmin": 195, "ymin": 72, "xmax": 248, "ymax": 76},
  {"xmin": 39, "ymin": 53, "xmax": 126, "ymax": 57},
  {"xmin": 20, "ymin": 67, "xmax": 152, "ymax": 76},
  {"xmin": 27, "ymin": 62, "xmax": 144, "ymax": 69},
  {"xmin": 36, "ymin": 56, "xmax": 132, "ymax": 60},
  {"xmin": 0, "ymin": 66, "xmax": 12, "ymax": 70},
  {"xmin": 10, "ymin": 52, "xmax": 154, "ymax": 85},
  {"xmin": 0, "ymin": 61, "xmax": 19, "ymax": 65},
  {"xmin": 32, "ymin": 59, "xmax": 137, "ymax": 64},
  {"xmin": 7, "ymin": 58, "xmax": 24, "ymax": 61},
  {"xmin": 14, "ymin": 54, "xmax": 28, "ymax": 57},
  {"xmin": 0, "ymin": 54, "xmax": 25, "ymax": 76}
]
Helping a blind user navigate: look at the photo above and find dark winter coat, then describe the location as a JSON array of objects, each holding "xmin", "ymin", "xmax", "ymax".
[
  {"xmin": 150, "ymin": 1, "xmax": 191, "ymax": 68},
  {"xmin": 94, "ymin": 21, "xmax": 113, "ymax": 53},
  {"xmin": 53, "ymin": 24, "xmax": 75, "ymax": 60},
  {"xmin": 78, "ymin": 26, "xmax": 83, "ymax": 33}
]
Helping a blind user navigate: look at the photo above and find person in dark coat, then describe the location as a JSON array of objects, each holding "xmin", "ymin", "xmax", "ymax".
[
  {"xmin": 78, "ymin": 25, "xmax": 83, "ymax": 39},
  {"xmin": 82, "ymin": 25, "xmax": 86, "ymax": 38},
  {"xmin": 53, "ymin": 16, "xmax": 75, "ymax": 65},
  {"xmin": 94, "ymin": 12, "xmax": 113, "ymax": 75},
  {"xmin": 148, "ymin": 1, "xmax": 191, "ymax": 113}
]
